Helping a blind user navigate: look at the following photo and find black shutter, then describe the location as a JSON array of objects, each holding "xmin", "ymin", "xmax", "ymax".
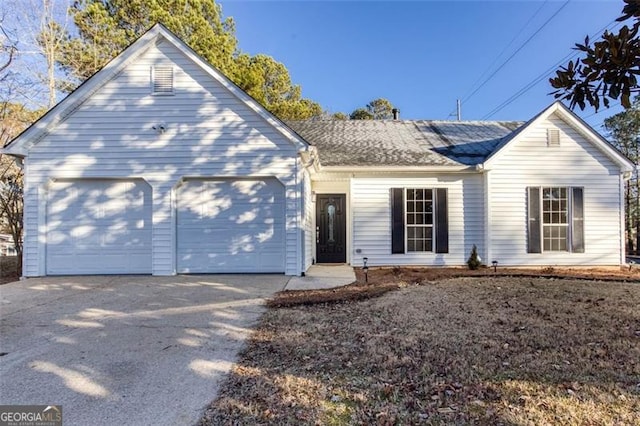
[
  {"xmin": 571, "ymin": 187, "xmax": 585, "ymax": 253},
  {"xmin": 435, "ymin": 188, "xmax": 449, "ymax": 253},
  {"xmin": 527, "ymin": 187, "xmax": 542, "ymax": 253},
  {"xmin": 391, "ymin": 188, "xmax": 405, "ymax": 254}
]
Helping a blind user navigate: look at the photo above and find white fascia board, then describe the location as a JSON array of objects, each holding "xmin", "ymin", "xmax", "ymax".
[
  {"xmin": 5, "ymin": 26, "xmax": 164, "ymax": 156},
  {"xmin": 554, "ymin": 104, "xmax": 635, "ymax": 172},
  {"xmin": 483, "ymin": 101, "xmax": 635, "ymax": 172},
  {"xmin": 5, "ymin": 24, "xmax": 310, "ymax": 156},
  {"xmin": 156, "ymin": 26, "xmax": 309, "ymax": 152}
]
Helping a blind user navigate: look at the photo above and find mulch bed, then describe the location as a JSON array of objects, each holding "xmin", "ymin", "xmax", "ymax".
[{"xmin": 269, "ymin": 266, "xmax": 640, "ymax": 308}]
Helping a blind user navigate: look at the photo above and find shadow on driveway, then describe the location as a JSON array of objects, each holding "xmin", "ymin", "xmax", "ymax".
[{"xmin": 0, "ymin": 275, "xmax": 287, "ymax": 426}]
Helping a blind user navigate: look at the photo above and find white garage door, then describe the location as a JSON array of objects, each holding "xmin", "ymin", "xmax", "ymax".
[
  {"xmin": 177, "ymin": 178, "xmax": 285, "ymax": 273},
  {"xmin": 46, "ymin": 179, "xmax": 152, "ymax": 275}
]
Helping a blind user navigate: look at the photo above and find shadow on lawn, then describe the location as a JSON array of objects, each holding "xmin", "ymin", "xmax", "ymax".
[{"xmin": 201, "ymin": 276, "xmax": 640, "ymax": 425}]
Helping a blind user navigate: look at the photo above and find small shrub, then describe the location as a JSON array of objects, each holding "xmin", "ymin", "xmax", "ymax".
[
  {"xmin": 467, "ymin": 245, "xmax": 482, "ymax": 270},
  {"xmin": 541, "ymin": 266, "xmax": 555, "ymax": 274}
]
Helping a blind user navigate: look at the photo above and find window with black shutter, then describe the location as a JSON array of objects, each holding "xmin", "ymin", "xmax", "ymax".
[
  {"xmin": 390, "ymin": 188, "xmax": 448, "ymax": 254},
  {"xmin": 527, "ymin": 186, "xmax": 584, "ymax": 253}
]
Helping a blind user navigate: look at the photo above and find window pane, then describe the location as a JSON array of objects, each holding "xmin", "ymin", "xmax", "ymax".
[
  {"xmin": 425, "ymin": 227, "xmax": 433, "ymax": 240},
  {"xmin": 558, "ymin": 226, "xmax": 567, "ymax": 239},
  {"xmin": 558, "ymin": 238, "xmax": 567, "ymax": 251},
  {"xmin": 559, "ymin": 188, "xmax": 566, "ymax": 198},
  {"xmin": 541, "ymin": 187, "xmax": 569, "ymax": 252},
  {"xmin": 405, "ymin": 188, "xmax": 435, "ymax": 253}
]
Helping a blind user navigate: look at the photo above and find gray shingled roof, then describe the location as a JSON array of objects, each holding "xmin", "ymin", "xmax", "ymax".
[{"xmin": 286, "ymin": 119, "xmax": 524, "ymax": 167}]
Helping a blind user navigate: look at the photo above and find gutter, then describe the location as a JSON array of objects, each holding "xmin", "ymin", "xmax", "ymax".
[{"xmin": 320, "ymin": 165, "xmax": 478, "ymax": 173}]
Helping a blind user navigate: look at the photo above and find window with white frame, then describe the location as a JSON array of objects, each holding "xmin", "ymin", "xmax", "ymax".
[
  {"xmin": 406, "ymin": 188, "xmax": 434, "ymax": 252},
  {"xmin": 528, "ymin": 186, "xmax": 584, "ymax": 254},
  {"xmin": 542, "ymin": 187, "xmax": 568, "ymax": 251}
]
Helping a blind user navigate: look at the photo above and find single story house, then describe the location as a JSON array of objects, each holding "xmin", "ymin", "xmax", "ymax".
[{"xmin": 3, "ymin": 24, "xmax": 634, "ymax": 277}]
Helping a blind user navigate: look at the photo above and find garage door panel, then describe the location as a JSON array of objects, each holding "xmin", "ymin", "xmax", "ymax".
[
  {"xmin": 177, "ymin": 178, "xmax": 285, "ymax": 273},
  {"xmin": 46, "ymin": 179, "xmax": 152, "ymax": 275}
]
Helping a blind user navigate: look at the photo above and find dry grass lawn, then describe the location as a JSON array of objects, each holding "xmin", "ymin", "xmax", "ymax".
[{"xmin": 201, "ymin": 273, "xmax": 640, "ymax": 425}]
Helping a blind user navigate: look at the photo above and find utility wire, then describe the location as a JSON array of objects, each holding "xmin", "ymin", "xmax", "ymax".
[
  {"xmin": 450, "ymin": 0, "xmax": 549, "ymax": 117},
  {"xmin": 481, "ymin": 18, "xmax": 620, "ymax": 120},
  {"xmin": 583, "ymin": 101, "xmax": 621, "ymax": 120},
  {"xmin": 461, "ymin": 0, "xmax": 571, "ymax": 107}
]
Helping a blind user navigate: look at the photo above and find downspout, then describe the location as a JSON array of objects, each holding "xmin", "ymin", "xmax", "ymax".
[
  {"xmin": 298, "ymin": 147, "xmax": 318, "ymax": 275},
  {"xmin": 477, "ymin": 163, "xmax": 491, "ymax": 265},
  {"xmin": 622, "ymin": 170, "xmax": 633, "ymax": 265}
]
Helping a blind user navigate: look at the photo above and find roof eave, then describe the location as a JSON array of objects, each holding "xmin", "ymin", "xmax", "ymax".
[
  {"xmin": 318, "ymin": 165, "xmax": 478, "ymax": 173},
  {"xmin": 482, "ymin": 101, "xmax": 635, "ymax": 172},
  {"xmin": 6, "ymin": 23, "xmax": 310, "ymax": 156}
]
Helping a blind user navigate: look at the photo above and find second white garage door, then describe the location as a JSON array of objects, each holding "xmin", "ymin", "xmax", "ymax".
[{"xmin": 176, "ymin": 178, "xmax": 285, "ymax": 273}]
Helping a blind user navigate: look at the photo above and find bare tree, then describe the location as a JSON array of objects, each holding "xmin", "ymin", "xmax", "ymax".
[
  {"xmin": 34, "ymin": 0, "xmax": 70, "ymax": 108},
  {"xmin": 0, "ymin": 14, "xmax": 18, "ymax": 77},
  {"xmin": 4, "ymin": 0, "xmax": 71, "ymax": 108}
]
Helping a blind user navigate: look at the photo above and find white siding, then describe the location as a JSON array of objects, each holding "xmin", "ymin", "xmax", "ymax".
[
  {"xmin": 23, "ymin": 40, "xmax": 301, "ymax": 276},
  {"xmin": 302, "ymin": 171, "xmax": 313, "ymax": 271},
  {"xmin": 488, "ymin": 113, "xmax": 622, "ymax": 265},
  {"xmin": 350, "ymin": 174, "xmax": 484, "ymax": 266}
]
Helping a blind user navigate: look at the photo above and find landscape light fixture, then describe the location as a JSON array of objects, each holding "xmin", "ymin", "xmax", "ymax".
[
  {"xmin": 363, "ymin": 257, "xmax": 369, "ymax": 283},
  {"xmin": 492, "ymin": 260, "xmax": 498, "ymax": 273}
]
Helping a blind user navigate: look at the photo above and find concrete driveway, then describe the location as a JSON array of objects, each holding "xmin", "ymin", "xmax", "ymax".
[{"xmin": 0, "ymin": 275, "xmax": 287, "ymax": 426}]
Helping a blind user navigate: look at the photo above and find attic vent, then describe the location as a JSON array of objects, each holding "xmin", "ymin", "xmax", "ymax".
[
  {"xmin": 152, "ymin": 66, "xmax": 174, "ymax": 94},
  {"xmin": 547, "ymin": 129, "xmax": 560, "ymax": 146}
]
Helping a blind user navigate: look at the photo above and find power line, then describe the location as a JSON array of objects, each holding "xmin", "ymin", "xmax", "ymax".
[
  {"xmin": 583, "ymin": 101, "xmax": 622, "ymax": 120},
  {"xmin": 481, "ymin": 18, "xmax": 620, "ymax": 119},
  {"xmin": 462, "ymin": 0, "xmax": 571, "ymax": 106},
  {"xmin": 460, "ymin": 0, "xmax": 549, "ymax": 104}
]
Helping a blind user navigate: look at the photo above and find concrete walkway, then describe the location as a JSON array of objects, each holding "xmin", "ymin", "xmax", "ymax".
[
  {"xmin": 285, "ymin": 264, "xmax": 356, "ymax": 290},
  {"xmin": 0, "ymin": 275, "xmax": 287, "ymax": 426}
]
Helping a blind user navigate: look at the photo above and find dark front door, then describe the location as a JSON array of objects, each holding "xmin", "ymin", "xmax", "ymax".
[{"xmin": 316, "ymin": 194, "xmax": 346, "ymax": 263}]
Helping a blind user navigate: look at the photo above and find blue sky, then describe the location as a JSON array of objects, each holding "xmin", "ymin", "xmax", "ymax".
[{"xmin": 220, "ymin": 0, "xmax": 625, "ymax": 130}]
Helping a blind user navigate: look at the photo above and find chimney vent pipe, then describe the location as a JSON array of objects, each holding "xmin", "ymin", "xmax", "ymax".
[{"xmin": 392, "ymin": 108, "xmax": 399, "ymax": 120}]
